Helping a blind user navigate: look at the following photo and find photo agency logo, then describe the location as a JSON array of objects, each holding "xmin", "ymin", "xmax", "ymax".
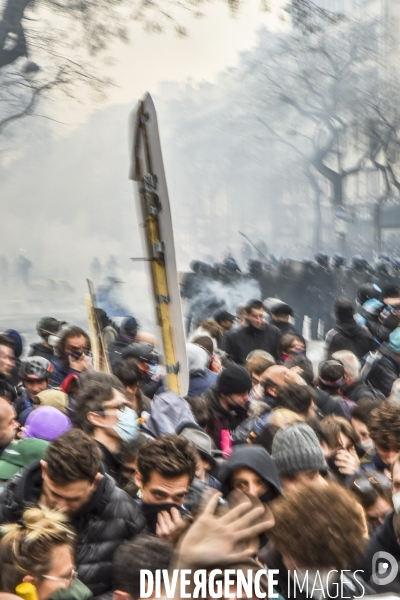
[{"xmin": 371, "ymin": 552, "xmax": 399, "ymax": 587}]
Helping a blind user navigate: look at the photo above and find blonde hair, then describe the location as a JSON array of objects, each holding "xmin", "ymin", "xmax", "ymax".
[
  {"xmin": 269, "ymin": 408, "xmax": 303, "ymax": 428},
  {"xmin": 0, "ymin": 507, "xmax": 75, "ymax": 593}
]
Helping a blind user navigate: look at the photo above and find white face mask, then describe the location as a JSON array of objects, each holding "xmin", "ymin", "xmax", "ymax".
[
  {"xmin": 393, "ymin": 492, "xmax": 400, "ymax": 514},
  {"xmin": 360, "ymin": 438, "xmax": 375, "ymax": 453},
  {"xmin": 47, "ymin": 334, "xmax": 60, "ymax": 348}
]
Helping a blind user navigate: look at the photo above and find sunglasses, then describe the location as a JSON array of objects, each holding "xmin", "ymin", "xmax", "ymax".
[{"xmin": 66, "ymin": 346, "xmax": 91, "ymax": 360}]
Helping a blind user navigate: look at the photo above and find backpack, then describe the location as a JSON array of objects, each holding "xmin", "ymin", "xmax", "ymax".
[{"xmin": 361, "ymin": 351, "xmax": 397, "ymax": 400}]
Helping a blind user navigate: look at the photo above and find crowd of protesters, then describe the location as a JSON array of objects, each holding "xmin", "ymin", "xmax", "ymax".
[{"xmin": 3, "ymin": 284, "xmax": 400, "ymax": 599}]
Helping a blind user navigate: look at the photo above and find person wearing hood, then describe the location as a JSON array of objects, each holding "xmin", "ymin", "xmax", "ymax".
[
  {"xmin": 0, "ymin": 429, "xmax": 145, "ymax": 599},
  {"xmin": 202, "ymin": 364, "xmax": 252, "ymax": 452},
  {"xmin": 177, "ymin": 421, "xmax": 220, "ymax": 491},
  {"xmin": 143, "ymin": 392, "xmax": 196, "ymax": 437},
  {"xmin": 29, "ymin": 318, "xmax": 65, "ymax": 362},
  {"xmin": 365, "ymin": 327, "xmax": 400, "ymax": 397},
  {"xmin": 221, "ymin": 299, "xmax": 282, "ymax": 364},
  {"xmin": 325, "ymin": 297, "xmax": 377, "ymax": 360},
  {"xmin": 218, "ymin": 445, "xmax": 281, "ymax": 504},
  {"xmin": 186, "ymin": 342, "xmax": 218, "ymax": 397}
]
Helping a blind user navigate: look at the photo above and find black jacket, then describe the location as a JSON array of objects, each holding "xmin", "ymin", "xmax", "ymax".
[
  {"xmin": 0, "ymin": 461, "xmax": 145, "ymax": 599},
  {"xmin": 0, "ymin": 373, "xmax": 15, "ymax": 403},
  {"xmin": 271, "ymin": 320, "xmax": 301, "ymax": 337},
  {"xmin": 325, "ymin": 320, "xmax": 377, "ymax": 359},
  {"xmin": 202, "ymin": 386, "xmax": 247, "ymax": 450},
  {"xmin": 340, "ymin": 379, "xmax": 376, "ymax": 402},
  {"xmin": 313, "ymin": 388, "xmax": 346, "ymax": 418},
  {"xmin": 221, "ymin": 324, "xmax": 282, "ymax": 364},
  {"xmin": 28, "ymin": 342, "xmax": 55, "ymax": 361},
  {"xmin": 358, "ymin": 510, "xmax": 400, "ymax": 592},
  {"xmin": 366, "ymin": 310, "xmax": 399, "ymax": 344},
  {"xmin": 366, "ymin": 343, "xmax": 400, "ymax": 397}
]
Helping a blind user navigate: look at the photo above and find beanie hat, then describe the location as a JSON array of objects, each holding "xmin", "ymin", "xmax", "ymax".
[
  {"xmin": 0, "ymin": 438, "xmax": 49, "ymax": 479},
  {"xmin": 24, "ymin": 406, "xmax": 72, "ymax": 442},
  {"xmin": 389, "ymin": 328, "xmax": 400, "ymax": 354},
  {"xmin": 272, "ymin": 423, "xmax": 327, "ymax": 476},
  {"xmin": 4, "ymin": 329, "xmax": 23, "ymax": 358},
  {"xmin": 216, "ymin": 365, "xmax": 252, "ymax": 395}
]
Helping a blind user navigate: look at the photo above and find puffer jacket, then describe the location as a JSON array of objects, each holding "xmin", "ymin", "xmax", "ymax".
[{"xmin": 0, "ymin": 461, "xmax": 145, "ymax": 599}]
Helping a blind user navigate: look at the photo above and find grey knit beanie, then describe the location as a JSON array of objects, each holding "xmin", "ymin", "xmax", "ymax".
[{"xmin": 272, "ymin": 422, "xmax": 327, "ymax": 476}]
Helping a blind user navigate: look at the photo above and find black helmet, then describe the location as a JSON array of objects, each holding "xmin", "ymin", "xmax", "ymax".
[
  {"xmin": 36, "ymin": 317, "xmax": 65, "ymax": 338},
  {"xmin": 378, "ymin": 253, "xmax": 391, "ymax": 263},
  {"xmin": 331, "ymin": 253, "xmax": 345, "ymax": 268},
  {"xmin": 375, "ymin": 259, "xmax": 390, "ymax": 274},
  {"xmin": 357, "ymin": 283, "xmax": 382, "ymax": 305},
  {"xmin": 19, "ymin": 357, "xmax": 53, "ymax": 380},
  {"xmin": 314, "ymin": 252, "xmax": 329, "ymax": 268},
  {"xmin": 351, "ymin": 255, "xmax": 368, "ymax": 271},
  {"xmin": 121, "ymin": 342, "xmax": 157, "ymax": 363}
]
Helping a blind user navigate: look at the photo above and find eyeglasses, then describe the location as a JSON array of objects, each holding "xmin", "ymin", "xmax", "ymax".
[
  {"xmin": 66, "ymin": 346, "xmax": 91, "ymax": 359},
  {"xmin": 95, "ymin": 403, "xmax": 131, "ymax": 415},
  {"xmin": 42, "ymin": 569, "xmax": 78, "ymax": 584}
]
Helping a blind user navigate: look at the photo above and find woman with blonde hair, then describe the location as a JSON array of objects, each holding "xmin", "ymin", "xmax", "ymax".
[{"xmin": 0, "ymin": 507, "xmax": 90, "ymax": 600}]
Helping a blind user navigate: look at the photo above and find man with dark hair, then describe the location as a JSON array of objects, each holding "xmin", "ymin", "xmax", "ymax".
[
  {"xmin": 135, "ymin": 434, "xmax": 197, "ymax": 540},
  {"xmin": 15, "ymin": 357, "xmax": 53, "ymax": 426},
  {"xmin": 265, "ymin": 299, "xmax": 301, "ymax": 336},
  {"xmin": 0, "ymin": 429, "xmax": 145, "ymax": 599},
  {"xmin": 221, "ymin": 299, "xmax": 281, "ymax": 364},
  {"xmin": 325, "ymin": 297, "xmax": 376, "ymax": 359},
  {"xmin": 275, "ymin": 384, "xmax": 317, "ymax": 420},
  {"xmin": 202, "ymin": 364, "xmax": 252, "ymax": 450},
  {"xmin": 368, "ymin": 401, "xmax": 400, "ymax": 472},
  {"xmin": 51, "ymin": 326, "xmax": 92, "ymax": 387},
  {"xmin": 113, "ymin": 535, "xmax": 173, "ymax": 600},
  {"xmin": 75, "ymin": 374, "xmax": 138, "ymax": 485},
  {"xmin": 0, "ymin": 334, "xmax": 15, "ymax": 403}
]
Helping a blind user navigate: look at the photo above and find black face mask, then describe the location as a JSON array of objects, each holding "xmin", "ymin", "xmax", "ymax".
[
  {"xmin": 260, "ymin": 488, "xmax": 279, "ymax": 504},
  {"xmin": 140, "ymin": 502, "xmax": 189, "ymax": 534}
]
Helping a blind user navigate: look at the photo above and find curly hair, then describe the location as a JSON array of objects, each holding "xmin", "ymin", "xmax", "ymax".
[
  {"xmin": 268, "ymin": 482, "xmax": 366, "ymax": 569},
  {"xmin": 56, "ymin": 326, "xmax": 91, "ymax": 363},
  {"xmin": 137, "ymin": 434, "xmax": 197, "ymax": 485},
  {"xmin": 0, "ymin": 507, "xmax": 75, "ymax": 592},
  {"xmin": 369, "ymin": 401, "xmax": 400, "ymax": 451}
]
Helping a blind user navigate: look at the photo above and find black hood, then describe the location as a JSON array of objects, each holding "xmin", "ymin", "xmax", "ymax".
[{"xmin": 218, "ymin": 445, "xmax": 282, "ymax": 499}]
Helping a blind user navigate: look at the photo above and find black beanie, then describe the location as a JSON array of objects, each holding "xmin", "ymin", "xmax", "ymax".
[{"xmin": 216, "ymin": 365, "xmax": 252, "ymax": 395}]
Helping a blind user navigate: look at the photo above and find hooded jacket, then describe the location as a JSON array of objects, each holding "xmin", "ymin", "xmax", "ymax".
[
  {"xmin": 143, "ymin": 392, "xmax": 197, "ymax": 437},
  {"xmin": 29, "ymin": 342, "xmax": 55, "ymax": 361},
  {"xmin": 325, "ymin": 320, "xmax": 377, "ymax": 359},
  {"xmin": 202, "ymin": 386, "xmax": 247, "ymax": 450},
  {"xmin": 365, "ymin": 343, "xmax": 400, "ymax": 397},
  {"xmin": 0, "ymin": 461, "xmax": 145, "ymax": 599},
  {"xmin": 221, "ymin": 323, "xmax": 282, "ymax": 365},
  {"xmin": 218, "ymin": 445, "xmax": 281, "ymax": 499}
]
